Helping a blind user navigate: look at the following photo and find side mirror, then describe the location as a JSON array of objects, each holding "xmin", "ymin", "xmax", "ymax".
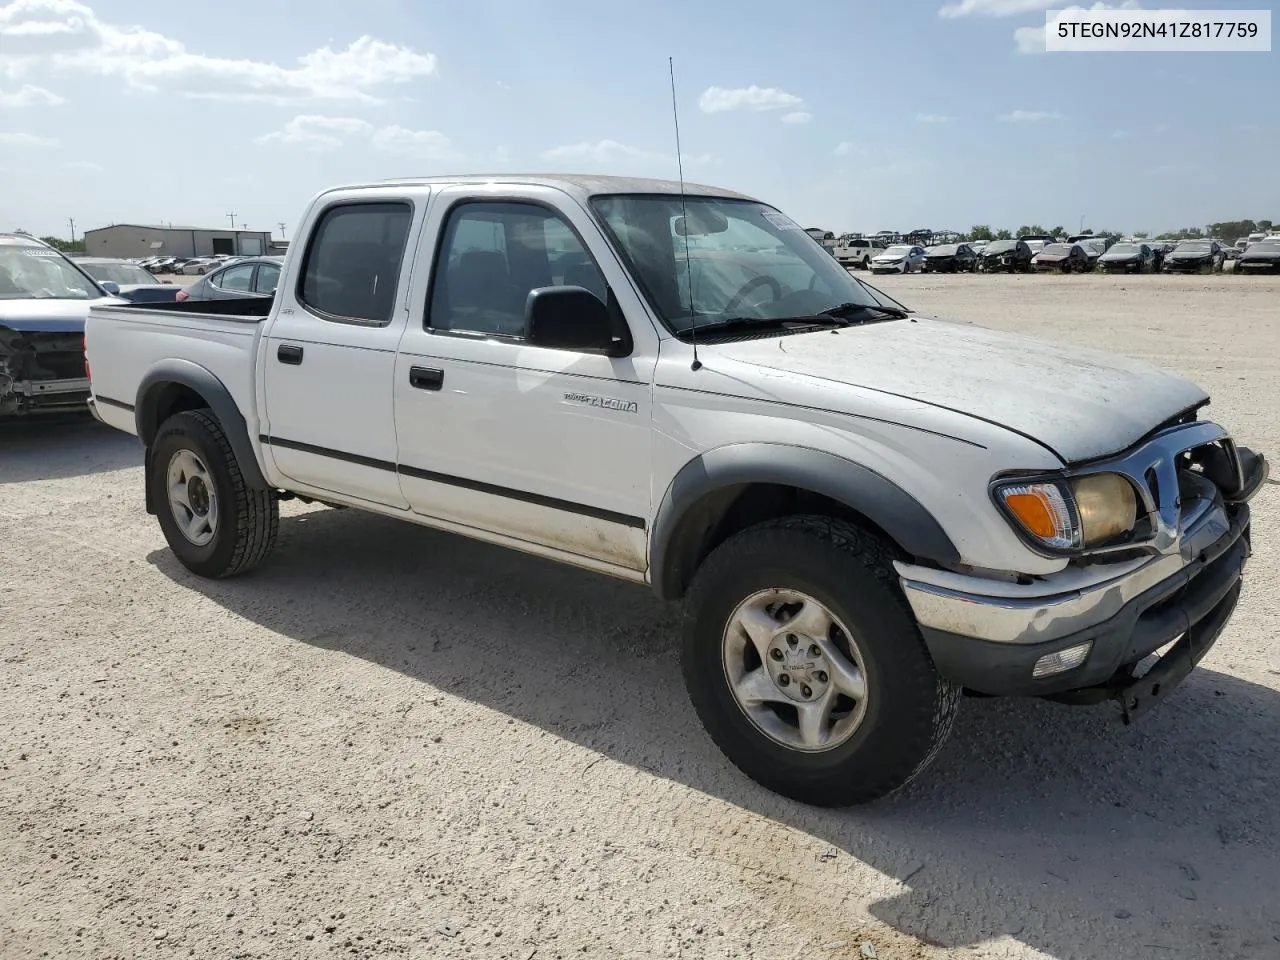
[
  {"xmin": 99, "ymin": 280, "xmax": 120, "ymax": 295},
  {"xmin": 524, "ymin": 286, "xmax": 626, "ymax": 356}
]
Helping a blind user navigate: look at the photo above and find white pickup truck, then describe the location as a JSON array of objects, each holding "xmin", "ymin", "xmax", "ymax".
[{"xmin": 85, "ymin": 174, "xmax": 1267, "ymax": 806}]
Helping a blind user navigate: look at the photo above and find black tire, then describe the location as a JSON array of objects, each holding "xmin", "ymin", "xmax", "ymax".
[
  {"xmin": 861, "ymin": 257, "xmax": 870, "ymax": 271},
  {"xmin": 681, "ymin": 516, "xmax": 960, "ymax": 806},
  {"xmin": 149, "ymin": 409, "xmax": 279, "ymax": 578}
]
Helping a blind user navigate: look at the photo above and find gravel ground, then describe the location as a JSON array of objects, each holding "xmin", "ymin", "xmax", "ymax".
[{"xmin": 2, "ymin": 274, "xmax": 1278, "ymax": 960}]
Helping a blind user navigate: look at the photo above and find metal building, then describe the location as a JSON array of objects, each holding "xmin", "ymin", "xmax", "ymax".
[{"xmin": 82, "ymin": 224, "xmax": 275, "ymax": 260}]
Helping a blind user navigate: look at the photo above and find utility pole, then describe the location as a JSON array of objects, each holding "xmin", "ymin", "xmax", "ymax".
[
  {"xmin": 277, "ymin": 221, "xmax": 287, "ymax": 240},
  {"xmin": 227, "ymin": 211, "xmax": 238, "ymax": 229},
  {"xmin": 67, "ymin": 217, "xmax": 76, "ymax": 245}
]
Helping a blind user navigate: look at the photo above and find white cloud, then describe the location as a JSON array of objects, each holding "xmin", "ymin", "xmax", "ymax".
[
  {"xmin": 1012, "ymin": 2, "xmax": 1143, "ymax": 52},
  {"xmin": 833, "ymin": 141, "xmax": 866, "ymax": 157},
  {"xmin": 0, "ymin": 82, "xmax": 63, "ymax": 106},
  {"xmin": 255, "ymin": 114, "xmax": 460, "ymax": 162},
  {"xmin": 63, "ymin": 158, "xmax": 100, "ymax": 170},
  {"xmin": 540, "ymin": 138, "xmax": 711, "ymax": 171},
  {"xmin": 916, "ymin": 113, "xmax": 952, "ymax": 123},
  {"xmin": 781, "ymin": 111, "xmax": 811, "ymax": 125},
  {"xmin": 370, "ymin": 125, "xmax": 459, "ymax": 161},
  {"xmin": 998, "ymin": 109, "xmax": 1063, "ymax": 122},
  {"xmin": 0, "ymin": 130, "xmax": 55, "ymax": 146},
  {"xmin": 542, "ymin": 139, "xmax": 666, "ymax": 165},
  {"xmin": 255, "ymin": 114, "xmax": 374, "ymax": 150},
  {"xmin": 0, "ymin": 0, "xmax": 436, "ymax": 103},
  {"xmin": 939, "ymin": 0, "xmax": 1057, "ymax": 17},
  {"xmin": 698, "ymin": 84, "xmax": 803, "ymax": 114}
]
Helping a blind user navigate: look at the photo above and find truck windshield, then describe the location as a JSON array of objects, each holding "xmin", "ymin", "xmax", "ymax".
[
  {"xmin": 589, "ymin": 194, "xmax": 881, "ymax": 334},
  {"xmin": 0, "ymin": 245, "xmax": 102, "ymax": 300}
]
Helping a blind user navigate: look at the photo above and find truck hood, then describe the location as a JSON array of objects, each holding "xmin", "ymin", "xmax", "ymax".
[
  {"xmin": 0, "ymin": 296, "xmax": 122, "ymax": 333},
  {"xmin": 708, "ymin": 318, "xmax": 1208, "ymax": 464}
]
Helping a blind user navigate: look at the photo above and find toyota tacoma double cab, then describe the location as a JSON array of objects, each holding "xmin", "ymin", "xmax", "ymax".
[{"xmin": 84, "ymin": 175, "xmax": 1267, "ymax": 806}]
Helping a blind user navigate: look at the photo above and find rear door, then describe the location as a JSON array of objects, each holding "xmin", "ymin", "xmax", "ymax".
[{"xmin": 260, "ymin": 192, "xmax": 424, "ymax": 508}]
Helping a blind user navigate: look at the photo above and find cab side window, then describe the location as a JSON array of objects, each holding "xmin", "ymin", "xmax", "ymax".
[
  {"xmin": 298, "ymin": 202, "xmax": 413, "ymax": 325},
  {"xmin": 427, "ymin": 201, "xmax": 607, "ymax": 338}
]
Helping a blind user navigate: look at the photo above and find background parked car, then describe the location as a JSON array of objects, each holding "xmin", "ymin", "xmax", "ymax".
[
  {"xmin": 176, "ymin": 256, "xmax": 283, "ymax": 302},
  {"xmin": 977, "ymin": 238, "xmax": 1033, "ymax": 272},
  {"xmin": 1032, "ymin": 242, "xmax": 1089, "ymax": 273},
  {"xmin": 1162, "ymin": 239, "xmax": 1225, "ymax": 274},
  {"xmin": 922, "ymin": 243, "xmax": 978, "ymax": 273},
  {"xmin": 1074, "ymin": 238, "xmax": 1108, "ymax": 271},
  {"xmin": 1097, "ymin": 242, "xmax": 1157, "ymax": 274},
  {"xmin": 1235, "ymin": 239, "xmax": 1280, "ymax": 274},
  {"xmin": 869, "ymin": 244, "xmax": 926, "ymax": 274},
  {"xmin": 178, "ymin": 257, "xmax": 223, "ymax": 275},
  {"xmin": 76, "ymin": 257, "xmax": 182, "ymax": 302}
]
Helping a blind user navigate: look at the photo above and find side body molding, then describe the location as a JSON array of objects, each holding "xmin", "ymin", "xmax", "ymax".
[
  {"xmin": 649, "ymin": 443, "xmax": 961, "ymax": 601},
  {"xmin": 135, "ymin": 359, "xmax": 270, "ymax": 514}
]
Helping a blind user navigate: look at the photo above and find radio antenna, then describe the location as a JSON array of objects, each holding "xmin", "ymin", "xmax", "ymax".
[{"xmin": 669, "ymin": 56, "xmax": 701, "ymax": 372}]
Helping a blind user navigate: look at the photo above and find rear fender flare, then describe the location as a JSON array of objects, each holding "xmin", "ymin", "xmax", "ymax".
[
  {"xmin": 649, "ymin": 443, "xmax": 961, "ymax": 601},
  {"xmin": 135, "ymin": 359, "xmax": 269, "ymax": 512}
]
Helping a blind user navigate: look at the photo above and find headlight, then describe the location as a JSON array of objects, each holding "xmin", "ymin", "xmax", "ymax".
[{"xmin": 995, "ymin": 473, "xmax": 1138, "ymax": 552}]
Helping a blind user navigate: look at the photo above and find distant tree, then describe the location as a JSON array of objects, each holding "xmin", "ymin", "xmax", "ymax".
[
  {"xmin": 994, "ymin": 228, "xmax": 1013, "ymax": 241},
  {"xmin": 1049, "ymin": 225, "xmax": 1066, "ymax": 238},
  {"xmin": 1208, "ymin": 219, "xmax": 1256, "ymax": 240},
  {"xmin": 39, "ymin": 235, "xmax": 85, "ymax": 253},
  {"xmin": 1131, "ymin": 231, "xmax": 1149, "ymax": 239},
  {"xmin": 1258, "ymin": 219, "xmax": 1273, "ymax": 232},
  {"xmin": 13, "ymin": 227, "xmax": 30, "ymax": 235},
  {"xmin": 968, "ymin": 225, "xmax": 994, "ymax": 242}
]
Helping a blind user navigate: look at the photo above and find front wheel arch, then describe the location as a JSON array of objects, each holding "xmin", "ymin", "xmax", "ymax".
[{"xmin": 649, "ymin": 445, "xmax": 961, "ymax": 602}]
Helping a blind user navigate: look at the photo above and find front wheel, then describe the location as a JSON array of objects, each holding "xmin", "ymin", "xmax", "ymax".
[
  {"xmin": 861, "ymin": 257, "xmax": 870, "ymax": 271},
  {"xmin": 149, "ymin": 409, "xmax": 279, "ymax": 578},
  {"xmin": 682, "ymin": 516, "xmax": 960, "ymax": 806}
]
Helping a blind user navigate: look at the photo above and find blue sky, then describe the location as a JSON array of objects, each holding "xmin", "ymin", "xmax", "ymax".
[{"xmin": 1, "ymin": 0, "xmax": 1276, "ymax": 240}]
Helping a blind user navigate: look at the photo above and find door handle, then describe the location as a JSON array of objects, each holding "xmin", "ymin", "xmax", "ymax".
[
  {"xmin": 277, "ymin": 344, "xmax": 304, "ymax": 365},
  {"xmin": 409, "ymin": 366, "xmax": 444, "ymax": 391}
]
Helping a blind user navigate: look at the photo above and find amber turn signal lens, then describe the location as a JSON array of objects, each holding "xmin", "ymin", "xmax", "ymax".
[
  {"xmin": 1004, "ymin": 492, "xmax": 1057, "ymax": 538},
  {"xmin": 998, "ymin": 482, "xmax": 1078, "ymax": 550}
]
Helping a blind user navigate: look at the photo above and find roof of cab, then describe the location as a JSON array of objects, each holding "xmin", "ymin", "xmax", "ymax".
[{"xmin": 321, "ymin": 173, "xmax": 758, "ymax": 202}]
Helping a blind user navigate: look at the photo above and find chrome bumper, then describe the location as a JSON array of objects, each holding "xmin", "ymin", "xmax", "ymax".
[
  {"xmin": 896, "ymin": 497, "xmax": 1240, "ymax": 646},
  {"xmin": 897, "ymin": 422, "xmax": 1266, "ymax": 647}
]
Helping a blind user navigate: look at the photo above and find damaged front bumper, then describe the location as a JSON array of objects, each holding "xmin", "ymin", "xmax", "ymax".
[{"xmin": 895, "ymin": 430, "xmax": 1267, "ymax": 711}]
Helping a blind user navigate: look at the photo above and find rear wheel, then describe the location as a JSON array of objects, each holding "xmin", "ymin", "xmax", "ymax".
[
  {"xmin": 682, "ymin": 516, "xmax": 960, "ymax": 806},
  {"xmin": 149, "ymin": 410, "xmax": 279, "ymax": 578},
  {"xmin": 861, "ymin": 256, "xmax": 870, "ymax": 271}
]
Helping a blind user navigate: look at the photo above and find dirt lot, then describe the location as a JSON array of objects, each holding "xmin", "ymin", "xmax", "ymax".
[{"xmin": 2, "ymin": 274, "xmax": 1278, "ymax": 960}]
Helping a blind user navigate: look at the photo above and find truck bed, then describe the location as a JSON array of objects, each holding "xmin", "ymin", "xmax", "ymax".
[{"xmin": 84, "ymin": 296, "xmax": 271, "ymax": 438}]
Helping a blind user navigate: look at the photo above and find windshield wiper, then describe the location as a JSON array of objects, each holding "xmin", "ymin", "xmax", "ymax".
[
  {"xmin": 819, "ymin": 301, "xmax": 911, "ymax": 321},
  {"xmin": 678, "ymin": 303, "xmax": 911, "ymax": 339}
]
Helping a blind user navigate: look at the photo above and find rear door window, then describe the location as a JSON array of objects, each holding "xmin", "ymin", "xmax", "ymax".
[{"xmin": 298, "ymin": 202, "xmax": 413, "ymax": 325}]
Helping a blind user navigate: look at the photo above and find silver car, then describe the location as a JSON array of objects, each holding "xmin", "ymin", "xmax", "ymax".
[{"xmin": 869, "ymin": 244, "xmax": 926, "ymax": 274}]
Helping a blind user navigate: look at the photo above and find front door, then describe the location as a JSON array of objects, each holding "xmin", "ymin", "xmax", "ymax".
[
  {"xmin": 261, "ymin": 195, "xmax": 422, "ymax": 508},
  {"xmin": 393, "ymin": 186, "xmax": 656, "ymax": 572}
]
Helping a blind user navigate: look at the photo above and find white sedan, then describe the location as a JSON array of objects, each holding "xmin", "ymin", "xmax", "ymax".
[
  {"xmin": 869, "ymin": 244, "xmax": 927, "ymax": 274},
  {"xmin": 179, "ymin": 258, "xmax": 223, "ymax": 275}
]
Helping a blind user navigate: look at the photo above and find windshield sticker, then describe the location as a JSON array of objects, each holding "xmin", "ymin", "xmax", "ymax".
[
  {"xmin": 762, "ymin": 211, "xmax": 803, "ymax": 232},
  {"xmin": 19, "ymin": 248, "xmax": 62, "ymax": 258}
]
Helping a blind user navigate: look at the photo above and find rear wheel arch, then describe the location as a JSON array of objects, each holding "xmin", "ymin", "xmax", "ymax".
[
  {"xmin": 649, "ymin": 444, "xmax": 960, "ymax": 601},
  {"xmin": 135, "ymin": 360, "xmax": 269, "ymax": 513}
]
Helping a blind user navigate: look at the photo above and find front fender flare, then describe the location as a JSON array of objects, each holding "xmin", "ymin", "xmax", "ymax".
[
  {"xmin": 135, "ymin": 358, "xmax": 269, "ymax": 502},
  {"xmin": 649, "ymin": 443, "xmax": 960, "ymax": 601}
]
